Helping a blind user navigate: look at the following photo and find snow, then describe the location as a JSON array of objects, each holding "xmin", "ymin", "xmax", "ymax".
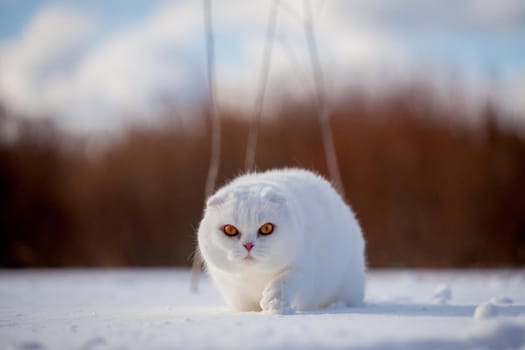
[
  {"xmin": 474, "ymin": 302, "xmax": 499, "ymax": 320},
  {"xmin": 490, "ymin": 296, "xmax": 513, "ymax": 305},
  {"xmin": 431, "ymin": 284, "xmax": 452, "ymax": 304},
  {"xmin": 1, "ymin": 269, "xmax": 524, "ymax": 349}
]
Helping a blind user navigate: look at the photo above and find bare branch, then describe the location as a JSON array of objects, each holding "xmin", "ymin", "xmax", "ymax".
[
  {"xmin": 191, "ymin": 0, "xmax": 221, "ymax": 292},
  {"xmin": 303, "ymin": 0, "xmax": 345, "ymax": 197},
  {"xmin": 244, "ymin": 0, "xmax": 281, "ymax": 172}
]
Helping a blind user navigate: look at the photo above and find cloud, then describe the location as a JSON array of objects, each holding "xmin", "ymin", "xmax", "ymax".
[
  {"xmin": 0, "ymin": 5, "xmax": 97, "ymax": 117},
  {"xmin": 335, "ymin": 0, "xmax": 525, "ymax": 33},
  {"xmin": 465, "ymin": 0, "xmax": 525, "ymax": 31},
  {"xmin": 66, "ymin": 1, "xmax": 205, "ymax": 130},
  {"xmin": 212, "ymin": 1, "xmax": 407, "ymax": 111},
  {"xmin": 0, "ymin": 0, "xmax": 523, "ymax": 132},
  {"xmin": 0, "ymin": 2, "xmax": 210, "ymax": 131}
]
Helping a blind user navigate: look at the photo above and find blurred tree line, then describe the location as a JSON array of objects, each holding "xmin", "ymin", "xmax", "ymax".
[{"xmin": 1, "ymin": 86, "xmax": 524, "ymax": 267}]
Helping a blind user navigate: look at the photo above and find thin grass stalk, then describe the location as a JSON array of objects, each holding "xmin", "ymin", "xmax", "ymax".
[
  {"xmin": 244, "ymin": 0, "xmax": 281, "ymax": 172},
  {"xmin": 303, "ymin": 0, "xmax": 345, "ymax": 197},
  {"xmin": 191, "ymin": 0, "xmax": 221, "ymax": 292}
]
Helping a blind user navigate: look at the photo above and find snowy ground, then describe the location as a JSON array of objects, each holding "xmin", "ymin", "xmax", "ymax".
[{"xmin": 1, "ymin": 269, "xmax": 524, "ymax": 350}]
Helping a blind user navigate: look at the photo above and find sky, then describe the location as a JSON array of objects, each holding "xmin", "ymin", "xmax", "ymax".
[{"xmin": 0, "ymin": 0, "xmax": 524, "ymax": 133}]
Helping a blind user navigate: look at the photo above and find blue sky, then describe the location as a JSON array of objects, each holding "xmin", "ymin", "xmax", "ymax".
[
  {"xmin": 0, "ymin": 0, "xmax": 166, "ymax": 39},
  {"xmin": 0, "ymin": 0, "xmax": 524, "ymax": 132}
]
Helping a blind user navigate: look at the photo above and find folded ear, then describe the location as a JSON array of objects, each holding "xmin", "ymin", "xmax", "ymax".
[
  {"xmin": 260, "ymin": 187, "xmax": 286, "ymax": 205},
  {"xmin": 206, "ymin": 194, "xmax": 225, "ymax": 208}
]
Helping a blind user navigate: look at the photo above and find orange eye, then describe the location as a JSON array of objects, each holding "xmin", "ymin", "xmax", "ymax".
[
  {"xmin": 223, "ymin": 224, "xmax": 239, "ymax": 236},
  {"xmin": 258, "ymin": 223, "xmax": 274, "ymax": 235}
]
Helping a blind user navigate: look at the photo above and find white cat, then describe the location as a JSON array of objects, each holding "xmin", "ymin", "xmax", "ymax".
[{"xmin": 197, "ymin": 168, "xmax": 366, "ymax": 313}]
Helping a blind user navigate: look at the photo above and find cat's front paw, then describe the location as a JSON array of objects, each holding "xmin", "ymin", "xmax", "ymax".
[
  {"xmin": 260, "ymin": 285, "xmax": 295, "ymax": 315},
  {"xmin": 260, "ymin": 298, "xmax": 295, "ymax": 315}
]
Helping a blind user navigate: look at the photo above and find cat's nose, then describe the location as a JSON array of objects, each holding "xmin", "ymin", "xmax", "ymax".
[{"xmin": 243, "ymin": 242, "xmax": 254, "ymax": 252}]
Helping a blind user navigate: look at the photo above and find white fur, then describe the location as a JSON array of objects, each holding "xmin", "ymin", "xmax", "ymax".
[{"xmin": 197, "ymin": 168, "xmax": 366, "ymax": 313}]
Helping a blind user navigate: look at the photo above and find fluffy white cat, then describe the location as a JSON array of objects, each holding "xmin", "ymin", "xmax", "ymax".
[{"xmin": 197, "ymin": 168, "xmax": 366, "ymax": 313}]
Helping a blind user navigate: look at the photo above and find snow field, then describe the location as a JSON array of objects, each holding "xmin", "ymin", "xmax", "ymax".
[{"xmin": 0, "ymin": 269, "xmax": 524, "ymax": 349}]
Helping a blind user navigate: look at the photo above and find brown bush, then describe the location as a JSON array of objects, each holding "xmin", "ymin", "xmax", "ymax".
[{"xmin": 1, "ymin": 87, "xmax": 524, "ymax": 267}]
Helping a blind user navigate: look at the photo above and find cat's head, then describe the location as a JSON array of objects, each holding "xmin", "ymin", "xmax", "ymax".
[{"xmin": 197, "ymin": 184, "xmax": 302, "ymax": 273}]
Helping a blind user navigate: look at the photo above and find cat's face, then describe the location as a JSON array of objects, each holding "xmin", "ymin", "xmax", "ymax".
[{"xmin": 198, "ymin": 185, "xmax": 301, "ymax": 274}]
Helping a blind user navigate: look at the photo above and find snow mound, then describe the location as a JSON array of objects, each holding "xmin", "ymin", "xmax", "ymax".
[
  {"xmin": 432, "ymin": 284, "xmax": 452, "ymax": 304},
  {"xmin": 474, "ymin": 302, "xmax": 499, "ymax": 320}
]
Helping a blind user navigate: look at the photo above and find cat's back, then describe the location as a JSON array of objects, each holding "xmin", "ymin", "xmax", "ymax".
[{"xmin": 229, "ymin": 168, "xmax": 338, "ymax": 199}]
